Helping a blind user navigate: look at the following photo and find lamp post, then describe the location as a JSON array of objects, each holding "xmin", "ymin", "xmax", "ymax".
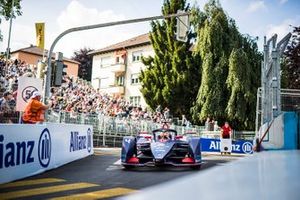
[{"xmin": 5, "ymin": 0, "xmax": 15, "ymax": 74}]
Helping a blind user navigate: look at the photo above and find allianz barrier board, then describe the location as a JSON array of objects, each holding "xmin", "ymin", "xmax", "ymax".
[
  {"xmin": 200, "ymin": 138, "xmax": 253, "ymax": 154},
  {"xmin": 0, "ymin": 123, "xmax": 93, "ymax": 184}
]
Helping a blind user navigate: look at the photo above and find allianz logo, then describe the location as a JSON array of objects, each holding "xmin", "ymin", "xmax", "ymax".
[
  {"xmin": 0, "ymin": 128, "xmax": 51, "ymax": 169},
  {"xmin": 209, "ymin": 140, "xmax": 253, "ymax": 154},
  {"xmin": 70, "ymin": 128, "xmax": 92, "ymax": 153}
]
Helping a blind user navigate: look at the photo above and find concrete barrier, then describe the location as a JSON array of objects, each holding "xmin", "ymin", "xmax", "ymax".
[
  {"xmin": 0, "ymin": 123, "xmax": 93, "ymax": 184},
  {"xmin": 121, "ymin": 150, "xmax": 300, "ymax": 200},
  {"xmin": 258, "ymin": 112, "xmax": 299, "ymax": 150}
]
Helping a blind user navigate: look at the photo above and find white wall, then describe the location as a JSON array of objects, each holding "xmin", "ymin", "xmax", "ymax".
[
  {"xmin": 125, "ymin": 45, "xmax": 154, "ymax": 107},
  {"xmin": 91, "ymin": 52, "xmax": 115, "ymax": 90},
  {"xmin": 258, "ymin": 114, "xmax": 284, "ymax": 149}
]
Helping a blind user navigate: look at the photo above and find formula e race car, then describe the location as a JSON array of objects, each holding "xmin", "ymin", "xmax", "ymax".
[{"xmin": 121, "ymin": 127, "xmax": 202, "ymax": 169}]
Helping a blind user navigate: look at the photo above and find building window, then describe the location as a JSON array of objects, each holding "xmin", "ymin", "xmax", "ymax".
[
  {"xmin": 116, "ymin": 56, "xmax": 120, "ymax": 63},
  {"xmin": 132, "ymin": 50, "xmax": 143, "ymax": 62},
  {"xmin": 131, "ymin": 73, "xmax": 140, "ymax": 85},
  {"xmin": 100, "ymin": 56, "xmax": 111, "ymax": 68},
  {"xmin": 116, "ymin": 75, "xmax": 124, "ymax": 86},
  {"xmin": 130, "ymin": 96, "xmax": 141, "ymax": 106},
  {"xmin": 99, "ymin": 77, "xmax": 110, "ymax": 89}
]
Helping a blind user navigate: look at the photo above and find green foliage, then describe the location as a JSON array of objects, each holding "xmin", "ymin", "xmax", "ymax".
[
  {"xmin": 191, "ymin": 0, "xmax": 232, "ymax": 122},
  {"xmin": 191, "ymin": 0, "xmax": 262, "ymax": 130},
  {"xmin": 226, "ymin": 48, "xmax": 250, "ymax": 126},
  {"xmin": 281, "ymin": 59, "xmax": 289, "ymax": 88},
  {"xmin": 0, "ymin": 0, "xmax": 22, "ymax": 20},
  {"xmin": 72, "ymin": 48, "xmax": 94, "ymax": 81},
  {"xmin": 0, "ymin": 0, "xmax": 22, "ymax": 41},
  {"xmin": 239, "ymin": 36, "xmax": 262, "ymax": 130},
  {"xmin": 140, "ymin": 0, "xmax": 201, "ymax": 117},
  {"xmin": 282, "ymin": 26, "xmax": 300, "ymax": 89}
]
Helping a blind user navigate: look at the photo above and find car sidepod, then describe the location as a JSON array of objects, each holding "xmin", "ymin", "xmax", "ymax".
[
  {"xmin": 121, "ymin": 136, "xmax": 136, "ymax": 163},
  {"xmin": 187, "ymin": 137, "xmax": 202, "ymax": 163}
]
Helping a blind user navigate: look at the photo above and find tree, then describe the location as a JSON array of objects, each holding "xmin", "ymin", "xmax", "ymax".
[
  {"xmin": 0, "ymin": 0, "xmax": 22, "ymax": 41},
  {"xmin": 191, "ymin": 0, "xmax": 262, "ymax": 130},
  {"xmin": 227, "ymin": 49, "xmax": 247, "ymax": 120},
  {"xmin": 140, "ymin": 0, "xmax": 201, "ymax": 117},
  {"xmin": 226, "ymin": 48, "xmax": 252, "ymax": 128},
  {"xmin": 239, "ymin": 36, "xmax": 262, "ymax": 129},
  {"xmin": 0, "ymin": 0, "xmax": 22, "ymax": 19},
  {"xmin": 282, "ymin": 26, "xmax": 300, "ymax": 89},
  {"xmin": 191, "ymin": 0, "xmax": 236, "ymax": 123},
  {"xmin": 72, "ymin": 48, "xmax": 94, "ymax": 81}
]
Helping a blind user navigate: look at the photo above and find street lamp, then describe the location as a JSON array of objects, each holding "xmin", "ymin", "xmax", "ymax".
[{"xmin": 5, "ymin": 0, "xmax": 15, "ymax": 74}]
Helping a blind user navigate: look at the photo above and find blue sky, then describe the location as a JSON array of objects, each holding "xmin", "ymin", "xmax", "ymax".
[{"xmin": 0, "ymin": 0, "xmax": 299, "ymax": 57}]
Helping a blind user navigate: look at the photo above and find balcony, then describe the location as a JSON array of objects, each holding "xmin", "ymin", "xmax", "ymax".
[
  {"xmin": 111, "ymin": 63, "xmax": 125, "ymax": 73},
  {"xmin": 104, "ymin": 85, "xmax": 125, "ymax": 94}
]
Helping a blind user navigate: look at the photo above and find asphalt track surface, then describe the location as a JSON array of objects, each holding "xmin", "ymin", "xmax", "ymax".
[{"xmin": 0, "ymin": 149, "xmax": 241, "ymax": 200}]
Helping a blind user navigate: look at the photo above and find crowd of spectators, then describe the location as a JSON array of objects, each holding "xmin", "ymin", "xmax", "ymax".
[
  {"xmin": 49, "ymin": 76, "xmax": 171, "ymax": 123},
  {"xmin": 0, "ymin": 59, "xmax": 37, "ymax": 123},
  {"xmin": 205, "ymin": 117, "xmax": 220, "ymax": 131},
  {"xmin": 0, "ymin": 58, "xmax": 172, "ymax": 124}
]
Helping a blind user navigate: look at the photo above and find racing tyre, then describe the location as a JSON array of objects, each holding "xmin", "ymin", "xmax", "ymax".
[{"xmin": 191, "ymin": 165, "xmax": 201, "ymax": 170}]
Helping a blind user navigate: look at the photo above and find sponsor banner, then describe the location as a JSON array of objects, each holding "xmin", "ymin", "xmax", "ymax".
[
  {"xmin": 16, "ymin": 77, "xmax": 43, "ymax": 112},
  {"xmin": 0, "ymin": 123, "xmax": 93, "ymax": 184},
  {"xmin": 201, "ymin": 138, "xmax": 253, "ymax": 154},
  {"xmin": 220, "ymin": 138, "xmax": 232, "ymax": 153},
  {"xmin": 35, "ymin": 22, "xmax": 45, "ymax": 49}
]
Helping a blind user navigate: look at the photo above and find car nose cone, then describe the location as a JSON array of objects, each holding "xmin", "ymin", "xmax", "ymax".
[{"xmin": 151, "ymin": 141, "xmax": 175, "ymax": 159}]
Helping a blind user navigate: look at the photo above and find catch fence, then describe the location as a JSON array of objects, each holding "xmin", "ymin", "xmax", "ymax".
[
  {"xmin": 0, "ymin": 109, "xmax": 255, "ymax": 147},
  {"xmin": 45, "ymin": 110, "xmax": 255, "ymax": 147}
]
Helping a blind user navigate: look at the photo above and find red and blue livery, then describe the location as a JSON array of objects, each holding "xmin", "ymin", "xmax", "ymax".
[{"xmin": 121, "ymin": 126, "xmax": 202, "ymax": 169}]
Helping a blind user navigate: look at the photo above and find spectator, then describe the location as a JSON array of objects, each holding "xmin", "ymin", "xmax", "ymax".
[
  {"xmin": 163, "ymin": 107, "xmax": 170, "ymax": 121},
  {"xmin": 208, "ymin": 119, "xmax": 214, "ymax": 131},
  {"xmin": 205, "ymin": 117, "xmax": 210, "ymax": 131},
  {"xmin": 0, "ymin": 91, "xmax": 17, "ymax": 123},
  {"xmin": 22, "ymin": 92, "xmax": 51, "ymax": 124},
  {"xmin": 221, "ymin": 122, "xmax": 232, "ymax": 139},
  {"xmin": 181, "ymin": 115, "xmax": 187, "ymax": 126},
  {"xmin": 155, "ymin": 105, "xmax": 161, "ymax": 113},
  {"xmin": 0, "ymin": 91, "xmax": 13, "ymax": 113},
  {"xmin": 213, "ymin": 121, "xmax": 219, "ymax": 131}
]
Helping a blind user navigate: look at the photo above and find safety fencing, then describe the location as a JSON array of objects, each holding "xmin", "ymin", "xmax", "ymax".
[
  {"xmin": 256, "ymin": 88, "xmax": 300, "ymax": 132},
  {"xmin": 0, "ymin": 110, "xmax": 255, "ymax": 147},
  {"xmin": 45, "ymin": 110, "xmax": 255, "ymax": 147}
]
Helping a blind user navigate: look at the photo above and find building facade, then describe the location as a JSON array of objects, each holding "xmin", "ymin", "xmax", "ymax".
[
  {"xmin": 11, "ymin": 45, "xmax": 80, "ymax": 77},
  {"xmin": 89, "ymin": 33, "xmax": 153, "ymax": 107}
]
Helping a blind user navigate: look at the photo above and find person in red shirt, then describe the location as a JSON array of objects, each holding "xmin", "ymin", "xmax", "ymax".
[{"xmin": 221, "ymin": 122, "xmax": 232, "ymax": 139}]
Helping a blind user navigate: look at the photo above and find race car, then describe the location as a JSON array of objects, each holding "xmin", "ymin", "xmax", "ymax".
[{"xmin": 121, "ymin": 126, "xmax": 202, "ymax": 169}]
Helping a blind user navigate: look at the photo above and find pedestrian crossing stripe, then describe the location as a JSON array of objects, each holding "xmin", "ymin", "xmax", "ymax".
[
  {"xmin": 50, "ymin": 187, "xmax": 136, "ymax": 200},
  {"xmin": 0, "ymin": 182, "xmax": 98, "ymax": 200},
  {"xmin": 93, "ymin": 152, "xmax": 120, "ymax": 156},
  {"xmin": 0, "ymin": 178, "xmax": 65, "ymax": 189},
  {"xmin": 0, "ymin": 178, "xmax": 135, "ymax": 200}
]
